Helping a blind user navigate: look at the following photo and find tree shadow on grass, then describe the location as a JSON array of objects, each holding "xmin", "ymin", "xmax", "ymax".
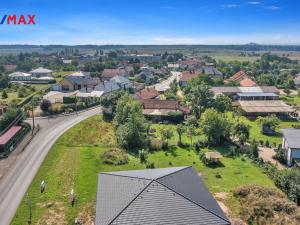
[
  {"xmin": 167, "ymin": 145, "xmax": 178, "ymax": 157},
  {"xmin": 204, "ymin": 161, "xmax": 225, "ymax": 169}
]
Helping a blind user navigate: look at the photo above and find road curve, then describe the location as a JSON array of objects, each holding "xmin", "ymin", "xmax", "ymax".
[{"xmin": 0, "ymin": 107, "xmax": 101, "ymax": 225}]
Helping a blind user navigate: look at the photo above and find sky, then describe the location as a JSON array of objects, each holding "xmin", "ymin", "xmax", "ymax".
[{"xmin": 0, "ymin": 0, "xmax": 300, "ymax": 45}]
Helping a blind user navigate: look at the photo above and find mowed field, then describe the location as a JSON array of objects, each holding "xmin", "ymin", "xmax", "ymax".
[{"xmin": 12, "ymin": 115, "xmax": 277, "ymax": 224}]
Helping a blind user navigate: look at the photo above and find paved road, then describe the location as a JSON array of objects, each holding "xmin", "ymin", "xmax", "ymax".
[
  {"xmin": 149, "ymin": 71, "xmax": 181, "ymax": 92},
  {"xmin": 0, "ymin": 107, "xmax": 101, "ymax": 225}
]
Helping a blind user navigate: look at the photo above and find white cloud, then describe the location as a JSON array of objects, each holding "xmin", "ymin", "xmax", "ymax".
[
  {"xmin": 221, "ymin": 4, "xmax": 239, "ymax": 9},
  {"xmin": 264, "ymin": 5, "xmax": 281, "ymax": 10},
  {"xmin": 248, "ymin": 1, "xmax": 260, "ymax": 5}
]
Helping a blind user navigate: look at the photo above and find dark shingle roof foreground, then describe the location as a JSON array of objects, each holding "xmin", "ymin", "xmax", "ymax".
[{"xmin": 96, "ymin": 166, "xmax": 230, "ymax": 225}]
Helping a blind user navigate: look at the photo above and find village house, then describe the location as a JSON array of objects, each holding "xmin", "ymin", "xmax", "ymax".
[
  {"xmin": 75, "ymin": 90, "xmax": 104, "ymax": 101},
  {"xmin": 140, "ymin": 99, "xmax": 183, "ymax": 121},
  {"xmin": 178, "ymin": 59, "xmax": 202, "ymax": 70},
  {"xmin": 225, "ymin": 70, "xmax": 256, "ymax": 87},
  {"xmin": 94, "ymin": 80, "xmax": 121, "ymax": 95},
  {"xmin": 135, "ymin": 87, "xmax": 160, "ymax": 100},
  {"xmin": 135, "ymin": 67, "xmax": 154, "ymax": 82},
  {"xmin": 3, "ymin": 64, "xmax": 17, "ymax": 72},
  {"xmin": 30, "ymin": 67, "xmax": 53, "ymax": 78},
  {"xmin": 8, "ymin": 72, "xmax": 32, "ymax": 81},
  {"xmin": 282, "ymin": 129, "xmax": 300, "ymax": 167},
  {"xmin": 110, "ymin": 75, "xmax": 132, "ymax": 89},
  {"xmin": 60, "ymin": 75, "xmax": 101, "ymax": 92},
  {"xmin": 179, "ymin": 70, "xmax": 201, "ymax": 87},
  {"xmin": 101, "ymin": 68, "xmax": 128, "ymax": 81},
  {"xmin": 201, "ymin": 66, "xmax": 223, "ymax": 78},
  {"xmin": 95, "ymin": 167, "xmax": 230, "ymax": 225}
]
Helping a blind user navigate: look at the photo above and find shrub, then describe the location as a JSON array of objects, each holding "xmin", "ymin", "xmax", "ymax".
[
  {"xmin": 63, "ymin": 96, "xmax": 76, "ymax": 104},
  {"xmin": 227, "ymin": 145, "xmax": 239, "ymax": 157},
  {"xmin": 146, "ymin": 162, "xmax": 155, "ymax": 168},
  {"xmin": 40, "ymin": 99, "xmax": 52, "ymax": 112},
  {"xmin": 1, "ymin": 90, "xmax": 8, "ymax": 99},
  {"xmin": 101, "ymin": 148, "xmax": 129, "ymax": 165},
  {"xmin": 167, "ymin": 111, "xmax": 183, "ymax": 123},
  {"xmin": 259, "ymin": 140, "xmax": 264, "ymax": 146},
  {"xmin": 234, "ymin": 185, "xmax": 300, "ymax": 225},
  {"xmin": 249, "ymin": 139, "xmax": 259, "ymax": 159},
  {"xmin": 215, "ymin": 171, "xmax": 222, "ymax": 178},
  {"xmin": 273, "ymin": 147, "xmax": 287, "ymax": 164},
  {"xmin": 149, "ymin": 139, "xmax": 163, "ymax": 151},
  {"xmin": 199, "ymin": 152, "xmax": 205, "ymax": 160},
  {"xmin": 265, "ymin": 140, "xmax": 270, "ymax": 147},
  {"xmin": 139, "ymin": 149, "xmax": 148, "ymax": 163}
]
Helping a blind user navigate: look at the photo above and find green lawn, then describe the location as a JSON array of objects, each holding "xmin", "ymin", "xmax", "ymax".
[
  {"xmin": 12, "ymin": 115, "xmax": 276, "ymax": 224},
  {"xmin": 239, "ymin": 117, "xmax": 300, "ymax": 146}
]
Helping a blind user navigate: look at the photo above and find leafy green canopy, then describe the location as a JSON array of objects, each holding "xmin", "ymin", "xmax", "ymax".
[{"xmin": 113, "ymin": 94, "xmax": 148, "ymax": 151}]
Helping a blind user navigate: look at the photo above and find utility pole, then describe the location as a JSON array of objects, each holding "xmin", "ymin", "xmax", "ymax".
[{"xmin": 75, "ymin": 96, "xmax": 78, "ymax": 115}]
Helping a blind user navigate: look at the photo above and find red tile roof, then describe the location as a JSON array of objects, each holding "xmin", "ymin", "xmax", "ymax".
[
  {"xmin": 239, "ymin": 78, "xmax": 257, "ymax": 87},
  {"xmin": 180, "ymin": 70, "xmax": 201, "ymax": 82},
  {"xmin": 102, "ymin": 69, "xmax": 126, "ymax": 79},
  {"xmin": 141, "ymin": 99, "xmax": 179, "ymax": 110},
  {"xmin": 225, "ymin": 70, "xmax": 256, "ymax": 87},
  {"xmin": 136, "ymin": 88, "xmax": 159, "ymax": 100},
  {"xmin": 225, "ymin": 70, "xmax": 248, "ymax": 83},
  {"xmin": 0, "ymin": 126, "xmax": 22, "ymax": 145}
]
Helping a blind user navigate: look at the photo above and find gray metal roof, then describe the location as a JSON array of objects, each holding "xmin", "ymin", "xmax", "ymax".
[
  {"xmin": 212, "ymin": 86, "xmax": 279, "ymax": 94},
  {"xmin": 282, "ymin": 129, "xmax": 300, "ymax": 148},
  {"xmin": 237, "ymin": 92, "xmax": 278, "ymax": 97},
  {"xmin": 96, "ymin": 174, "xmax": 151, "ymax": 225},
  {"xmin": 65, "ymin": 75, "xmax": 99, "ymax": 86},
  {"xmin": 157, "ymin": 166, "xmax": 227, "ymax": 220},
  {"xmin": 94, "ymin": 80, "xmax": 120, "ymax": 93},
  {"xmin": 103, "ymin": 166, "xmax": 188, "ymax": 180},
  {"xmin": 96, "ymin": 167, "xmax": 230, "ymax": 225}
]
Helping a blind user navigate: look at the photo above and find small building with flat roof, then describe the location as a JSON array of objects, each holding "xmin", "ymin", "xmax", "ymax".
[
  {"xmin": 282, "ymin": 129, "xmax": 300, "ymax": 166},
  {"xmin": 238, "ymin": 100, "xmax": 294, "ymax": 117}
]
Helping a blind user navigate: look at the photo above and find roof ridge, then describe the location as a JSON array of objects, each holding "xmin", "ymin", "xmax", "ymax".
[
  {"xmin": 155, "ymin": 166, "xmax": 191, "ymax": 180},
  {"xmin": 100, "ymin": 172, "xmax": 152, "ymax": 181},
  {"xmin": 155, "ymin": 180, "xmax": 230, "ymax": 224},
  {"xmin": 108, "ymin": 180, "xmax": 154, "ymax": 225}
]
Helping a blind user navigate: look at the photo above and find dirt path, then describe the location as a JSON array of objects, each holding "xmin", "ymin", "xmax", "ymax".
[{"xmin": 259, "ymin": 147, "xmax": 286, "ymax": 170}]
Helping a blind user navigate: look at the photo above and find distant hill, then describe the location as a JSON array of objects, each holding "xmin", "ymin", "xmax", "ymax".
[{"xmin": 0, "ymin": 44, "xmax": 300, "ymax": 54}]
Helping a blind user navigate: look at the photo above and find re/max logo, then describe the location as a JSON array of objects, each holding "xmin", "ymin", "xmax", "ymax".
[{"xmin": 0, "ymin": 15, "xmax": 36, "ymax": 25}]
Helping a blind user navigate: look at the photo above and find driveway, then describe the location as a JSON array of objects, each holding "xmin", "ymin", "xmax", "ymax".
[
  {"xmin": 259, "ymin": 146, "xmax": 285, "ymax": 170},
  {"xmin": 0, "ymin": 106, "xmax": 101, "ymax": 225}
]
